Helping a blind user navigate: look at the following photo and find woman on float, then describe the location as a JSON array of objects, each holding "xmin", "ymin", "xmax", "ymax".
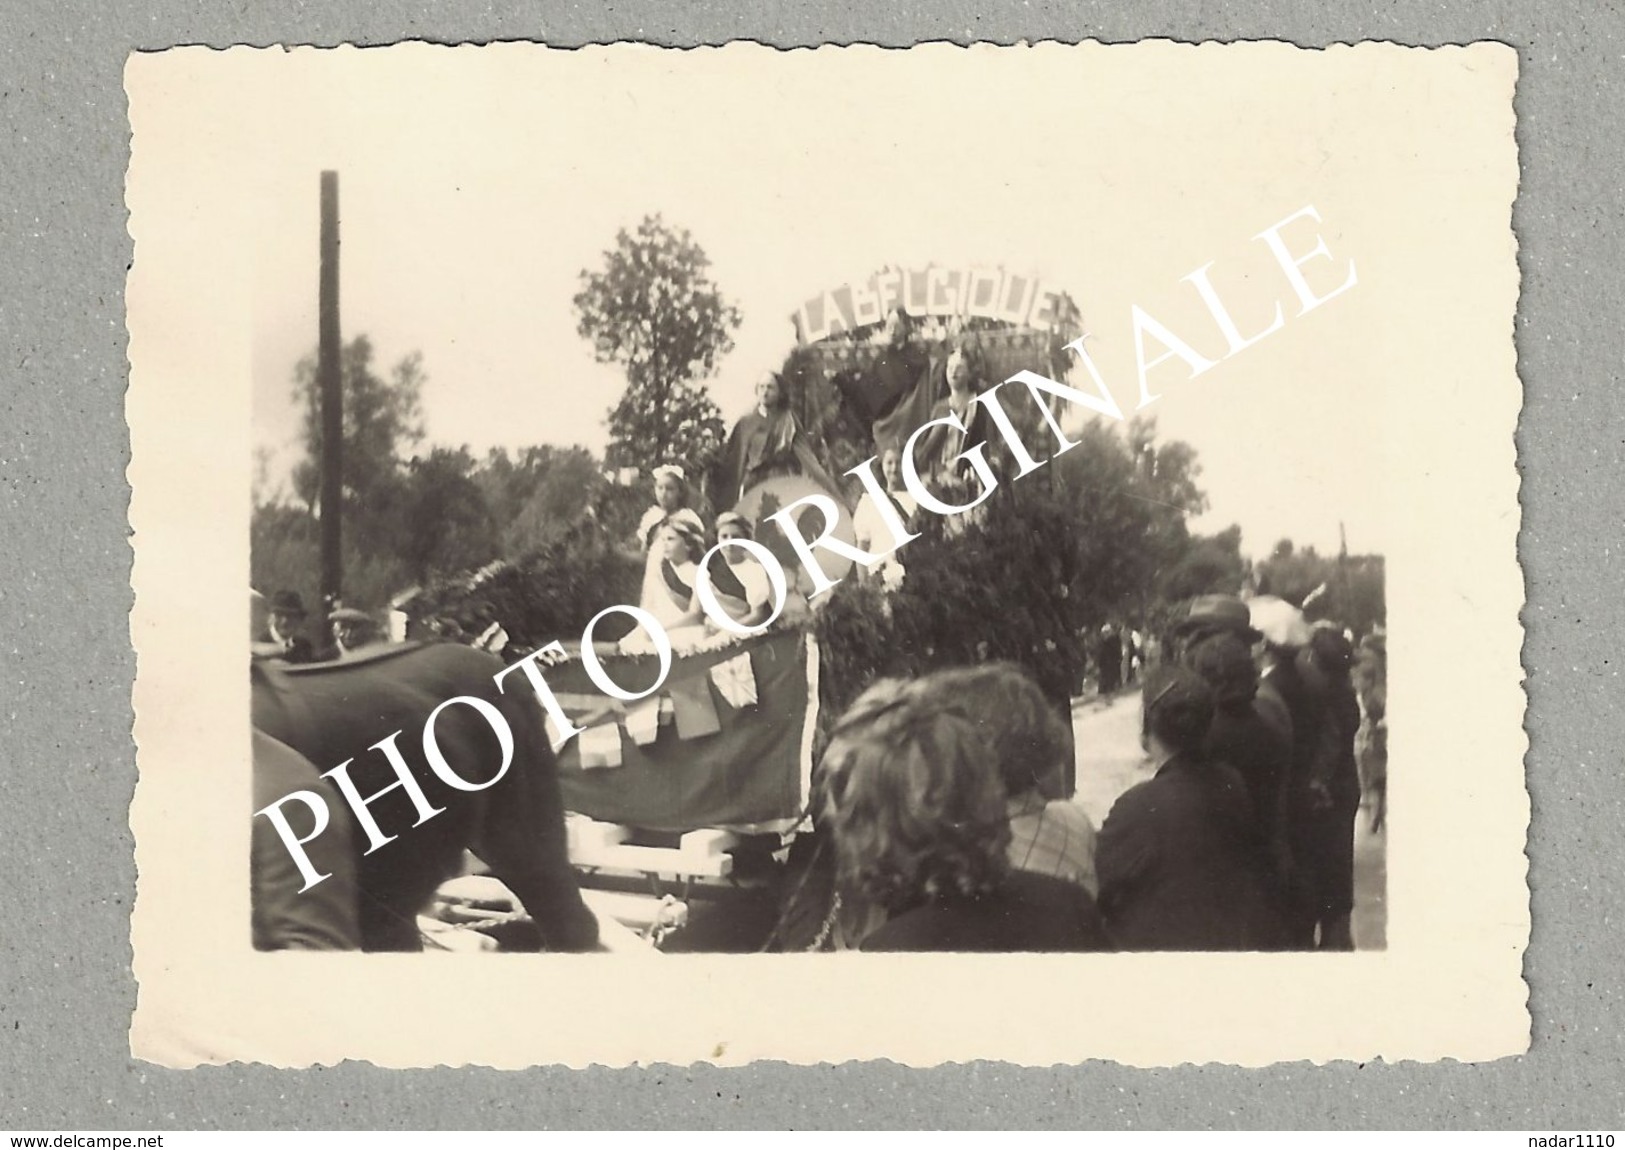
[
  {"xmin": 636, "ymin": 515, "xmax": 710, "ymax": 642},
  {"xmin": 850, "ymin": 444, "xmax": 919, "ymax": 587},
  {"xmin": 915, "ymin": 348, "xmax": 995, "ymax": 495},
  {"xmin": 635, "ymin": 464, "xmax": 702, "ymax": 619},
  {"xmin": 720, "ymin": 371, "xmax": 847, "ymax": 508},
  {"xmin": 689, "ymin": 511, "xmax": 778, "ymax": 631}
]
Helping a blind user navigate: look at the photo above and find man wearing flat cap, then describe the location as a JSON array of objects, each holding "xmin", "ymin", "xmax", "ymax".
[{"xmin": 329, "ymin": 607, "xmax": 382, "ymax": 657}]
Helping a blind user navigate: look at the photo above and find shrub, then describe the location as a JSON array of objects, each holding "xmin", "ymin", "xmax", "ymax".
[{"xmin": 405, "ymin": 522, "xmax": 643, "ymax": 654}]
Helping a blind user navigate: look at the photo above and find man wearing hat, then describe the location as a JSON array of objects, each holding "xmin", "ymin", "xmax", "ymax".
[
  {"xmin": 1169, "ymin": 594, "xmax": 1263, "ymax": 662},
  {"xmin": 329, "ymin": 607, "xmax": 381, "ymax": 656},
  {"xmin": 267, "ymin": 590, "xmax": 317, "ymax": 664}
]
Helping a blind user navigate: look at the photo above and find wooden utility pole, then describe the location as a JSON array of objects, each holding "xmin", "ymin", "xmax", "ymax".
[
  {"xmin": 318, "ymin": 171, "xmax": 343, "ymax": 612},
  {"xmin": 1338, "ymin": 519, "xmax": 1352, "ymax": 623}
]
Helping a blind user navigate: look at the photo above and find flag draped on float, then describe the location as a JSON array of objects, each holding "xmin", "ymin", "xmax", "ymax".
[{"xmin": 546, "ymin": 630, "xmax": 817, "ymax": 833}]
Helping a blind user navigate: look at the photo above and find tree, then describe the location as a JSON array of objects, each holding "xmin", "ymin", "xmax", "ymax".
[
  {"xmin": 1256, "ymin": 538, "xmax": 1386, "ymax": 636},
  {"xmin": 1158, "ymin": 524, "xmax": 1249, "ymax": 603},
  {"xmin": 267, "ymin": 334, "xmax": 445, "ymax": 612},
  {"xmin": 476, "ymin": 445, "xmax": 606, "ymax": 556},
  {"xmin": 572, "ymin": 215, "xmax": 740, "ymax": 479},
  {"xmin": 390, "ymin": 447, "xmax": 502, "ymax": 585},
  {"xmin": 1046, "ymin": 416, "xmax": 1208, "ymax": 629},
  {"xmin": 249, "ymin": 501, "xmax": 416, "ymax": 620},
  {"xmin": 290, "ymin": 335, "xmax": 425, "ymax": 514},
  {"xmin": 405, "ymin": 519, "xmax": 645, "ymax": 654}
]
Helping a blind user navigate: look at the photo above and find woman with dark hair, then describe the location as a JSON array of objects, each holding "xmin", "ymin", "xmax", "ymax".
[
  {"xmin": 1095, "ymin": 666, "xmax": 1289, "ymax": 951},
  {"xmin": 914, "ymin": 348, "xmax": 996, "ymax": 495},
  {"xmin": 925, "ymin": 663, "xmax": 1098, "ymax": 896},
  {"xmin": 820, "ymin": 678, "xmax": 1110, "ymax": 953}
]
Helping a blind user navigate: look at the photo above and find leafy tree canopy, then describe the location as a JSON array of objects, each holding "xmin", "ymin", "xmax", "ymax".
[
  {"xmin": 573, "ymin": 215, "xmax": 741, "ymax": 480},
  {"xmin": 290, "ymin": 335, "xmax": 425, "ymax": 513}
]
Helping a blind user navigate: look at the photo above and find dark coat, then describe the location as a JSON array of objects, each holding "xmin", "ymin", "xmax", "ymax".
[
  {"xmin": 278, "ymin": 635, "xmax": 318, "ymax": 664},
  {"xmin": 1263, "ymin": 656, "xmax": 1319, "ymax": 786},
  {"xmin": 1096, "ymin": 753, "xmax": 1289, "ymax": 951},
  {"xmin": 1205, "ymin": 698, "xmax": 1293, "ymax": 874},
  {"xmin": 251, "ymin": 641, "xmax": 598, "ymax": 953},
  {"xmin": 860, "ymin": 870, "xmax": 1113, "ymax": 953},
  {"xmin": 1291, "ymin": 655, "xmax": 1363, "ymax": 924},
  {"xmin": 1266, "ymin": 653, "xmax": 1362, "ymax": 933},
  {"xmin": 1097, "ymin": 632, "xmax": 1123, "ymax": 694},
  {"xmin": 1301, "ymin": 655, "xmax": 1363, "ymax": 809}
]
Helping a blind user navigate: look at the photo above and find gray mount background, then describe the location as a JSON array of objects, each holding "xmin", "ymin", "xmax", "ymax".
[{"xmin": 1, "ymin": 0, "xmax": 1616, "ymax": 1131}]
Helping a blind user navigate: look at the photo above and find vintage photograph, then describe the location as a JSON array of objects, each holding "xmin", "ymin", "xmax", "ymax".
[{"xmin": 128, "ymin": 42, "xmax": 1526, "ymax": 1067}]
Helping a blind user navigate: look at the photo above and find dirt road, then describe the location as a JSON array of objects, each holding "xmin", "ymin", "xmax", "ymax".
[{"xmin": 1069, "ymin": 688, "xmax": 1387, "ymax": 949}]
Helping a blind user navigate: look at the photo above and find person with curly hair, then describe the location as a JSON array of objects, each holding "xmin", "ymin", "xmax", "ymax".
[
  {"xmin": 925, "ymin": 663, "xmax": 1098, "ymax": 897},
  {"xmin": 1095, "ymin": 666, "xmax": 1289, "ymax": 951},
  {"xmin": 820, "ymin": 678, "xmax": 1110, "ymax": 953}
]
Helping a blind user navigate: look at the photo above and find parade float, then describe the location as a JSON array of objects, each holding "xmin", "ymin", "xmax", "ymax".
[{"xmin": 404, "ymin": 265, "xmax": 1090, "ymax": 950}]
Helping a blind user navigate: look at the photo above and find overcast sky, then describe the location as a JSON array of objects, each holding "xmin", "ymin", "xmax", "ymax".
[{"xmin": 242, "ymin": 44, "xmax": 1443, "ymax": 559}]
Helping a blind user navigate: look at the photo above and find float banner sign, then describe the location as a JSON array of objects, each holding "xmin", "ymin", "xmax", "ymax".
[
  {"xmin": 550, "ymin": 630, "xmax": 815, "ymax": 831},
  {"xmin": 792, "ymin": 266, "xmax": 1078, "ymax": 344}
]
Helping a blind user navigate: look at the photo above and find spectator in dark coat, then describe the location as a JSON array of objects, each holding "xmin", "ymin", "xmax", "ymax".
[
  {"xmin": 1096, "ymin": 625, "xmax": 1122, "ymax": 695},
  {"xmin": 1256, "ymin": 635, "xmax": 1319, "ymax": 947},
  {"xmin": 266, "ymin": 590, "xmax": 318, "ymax": 664},
  {"xmin": 1290, "ymin": 628, "xmax": 1363, "ymax": 950},
  {"xmin": 1185, "ymin": 631, "xmax": 1296, "ymax": 904},
  {"xmin": 1095, "ymin": 667, "xmax": 1289, "ymax": 951}
]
